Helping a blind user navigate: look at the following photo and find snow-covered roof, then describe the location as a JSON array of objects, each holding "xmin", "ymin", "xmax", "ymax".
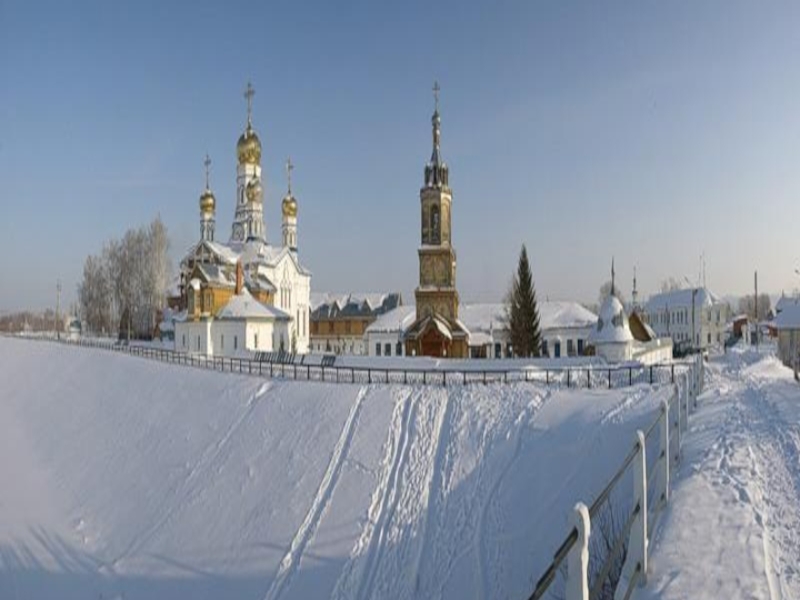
[
  {"xmin": 645, "ymin": 287, "xmax": 722, "ymax": 312},
  {"xmin": 775, "ymin": 303, "xmax": 800, "ymax": 329},
  {"xmin": 589, "ymin": 295, "xmax": 633, "ymax": 344},
  {"xmin": 775, "ymin": 295, "xmax": 799, "ymax": 314},
  {"xmin": 310, "ymin": 292, "xmax": 402, "ymax": 319},
  {"xmin": 366, "ymin": 301, "xmax": 597, "ymax": 336},
  {"xmin": 216, "ymin": 291, "xmax": 290, "ymax": 321}
]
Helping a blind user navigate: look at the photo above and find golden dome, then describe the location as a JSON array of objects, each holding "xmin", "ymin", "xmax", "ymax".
[
  {"xmin": 237, "ymin": 125, "xmax": 262, "ymax": 165},
  {"xmin": 282, "ymin": 194, "xmax": 298, "ymax": 218},
  {"xmin": 246, "ymin": 177, "xmax": 263, "ymax": 203},
  {"xmin": 199, "ymin": 188, "xmax": 216, "ymax": 214}
]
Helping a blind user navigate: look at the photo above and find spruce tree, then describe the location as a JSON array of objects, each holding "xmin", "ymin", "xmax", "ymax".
[{"xmin": 506, "ymin": 245, "xmax": 541, "ymax": 357}]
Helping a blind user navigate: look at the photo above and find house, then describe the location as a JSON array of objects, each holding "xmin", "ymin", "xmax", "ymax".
[
  {"xmin": 775, "ymin": 300, "xmax": 800, "ymax": 369},
  {"xmin": 309, "ymin": 293, "xmax": 402, "ymax": 355},
  {"xmin": 644, "ymin": 287, "xmax": 729, "ymax": 351}
]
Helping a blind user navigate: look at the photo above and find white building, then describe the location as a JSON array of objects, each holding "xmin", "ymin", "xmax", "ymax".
[
  {"xmin": 176, "ymin": 288, "xmax": 290, "ymax": 357},
  {"xmin": 174, "ymin": 82, "xmax": 311, "ymax": 355},
  {"xmin": 363, "ymin": 301, "xmax": 597, "ymax": 359},
  {"xmin": 589, "ymin": 293, "xmax": 634, "ymax": 363},
  {"xmin": 644, "ymin": 287, "xmax": 729, "ymax": 351}
]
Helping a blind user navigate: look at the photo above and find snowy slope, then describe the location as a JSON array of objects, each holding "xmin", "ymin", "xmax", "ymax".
[
  {"xmin": 0, "ymin": 338, "xmax": 664, "ymax": 599},
  {"xmin": 637, "ymin": 347, "xmax": 800, "ymax": 600}
]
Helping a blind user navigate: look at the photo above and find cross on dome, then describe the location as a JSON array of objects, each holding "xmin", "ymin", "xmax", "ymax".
[
  {"xmin": 433, "ymin": 80, "xmax": 440, "ymax": 113},
  {"xmin": 203, "ymin": 154, "xmax": 211, "ymax": 189},
  {"xmin": 286, "ymin": 157, "xmax": 294, "ymax": 194},
  {"xmin": 244, "ymin": 81, "xmax": 255, "ymax": 126}
]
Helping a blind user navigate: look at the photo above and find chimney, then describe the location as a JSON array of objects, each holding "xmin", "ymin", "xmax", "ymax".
[{"xmin": 235, "ymin": 260, "xmax": 244, "ymax": 295}]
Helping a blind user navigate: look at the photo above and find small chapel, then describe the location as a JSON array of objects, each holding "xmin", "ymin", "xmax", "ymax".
[
  {"xmin": 404, "ymin": 84, "xmax": 469, "ymax": 358},
  {"xmin": 174, "ymin": 82, "xmax": 312, "ymax": 356}
]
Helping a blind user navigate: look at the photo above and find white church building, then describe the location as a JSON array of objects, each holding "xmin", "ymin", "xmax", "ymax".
[{"xmin": 174, "ymin": 82, "xmax": 311, "ymax": 357}]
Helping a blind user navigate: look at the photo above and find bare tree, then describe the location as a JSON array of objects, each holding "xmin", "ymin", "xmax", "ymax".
[
  {"xmin": 738, "ymin": 294, "xmax": 772, "ymax": 321},
  {"xmin": 598, "ymin": 281, "xmax": 626, "ymax": 306},
  {"xmin": 659, "ymin": 277, "xmax": 682, "ymax": 293}
]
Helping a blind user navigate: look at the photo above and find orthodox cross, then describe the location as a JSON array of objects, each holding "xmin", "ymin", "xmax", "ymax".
[
  {"xmin": 433, "ymin": 80, "xmax": 440, "ymax": 112},
  {"xmin": 286, "ymin": 157, "xmax": 294, "ymax": 194},
  {"xmin": 204, "ymin": 154, "xmax": 211, "ymax": 189},
  {"xmin": 611, "ymin": 257, "xmax": 616, "ymax": 296},
  {"xmin": 244, "ymin": 81, "xmax": 255, "ymax": 125}
]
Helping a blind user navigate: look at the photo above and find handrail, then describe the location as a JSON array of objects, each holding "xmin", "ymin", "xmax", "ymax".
[
  {"xmin": 589, "ymin": 502, "xmax": 640, "ymax": 600},
  {"xmin": 528, "ymin": 527, "xmax": 579, "ymax": 600}
]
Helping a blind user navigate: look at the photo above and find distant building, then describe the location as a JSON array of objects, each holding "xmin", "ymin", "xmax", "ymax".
[
  {"xmin": 309, "ymin": 293, "xmax": 402, "ymax": 355},
  {"xmin": 644, "ymin": 287, "xmax": 729, "ymax": 351},
  {"xmin": 775, "ymin": 299, "xmax": 800, "ymax": 369},
  {"xmin": 364, "ymin": 301, "xmax": 597, "ymax": 359}
]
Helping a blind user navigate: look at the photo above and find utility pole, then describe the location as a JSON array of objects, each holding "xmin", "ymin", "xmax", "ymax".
[
  {"xmin": 56, "ymin": 279, "xmax": 62, "ymax": 340},
  {"xmin": 754, "ymin": 270, "xmax": 759, "ymax": 348}
]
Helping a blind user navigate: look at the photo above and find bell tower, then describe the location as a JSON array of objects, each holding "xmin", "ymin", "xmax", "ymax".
[
  {"xmin": 231, "ymin": 81, "xmax": 265, "ymax": 244},
  {"xmin": 416, "ymin": 81, "xmax": 459, "ymax": 322},
  {"xmin": 405, "ymin": 82, "xmax": 467, "ymax": 358}
]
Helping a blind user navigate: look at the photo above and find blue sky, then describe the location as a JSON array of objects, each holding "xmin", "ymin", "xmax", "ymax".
[{"xmin": 2, "ymin": 1, "xmax": 800, "ymax": 311}]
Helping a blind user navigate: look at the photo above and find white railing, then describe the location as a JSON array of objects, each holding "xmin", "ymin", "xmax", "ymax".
[{"xmin": 528, "ymin": 355, "xmax": 703, "ymax": 600}]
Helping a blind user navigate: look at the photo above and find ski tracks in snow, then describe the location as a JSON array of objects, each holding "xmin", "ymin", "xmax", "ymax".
[
  {"xmin": 264, "ymin": 385, "xmax": 370, "ymax": 600},
  {"xmin": 331, "ymin": 386, "xmax": 452, "ymax": 600}
]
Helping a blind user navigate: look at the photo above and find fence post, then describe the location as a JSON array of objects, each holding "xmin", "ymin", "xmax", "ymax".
[
  {"xmin": 683, "ymin": 373, "xmax": 690, "ymax": 430},
  {"xmin": 368, "ymin": 368, "xmax": 372, "ymax": 384},
  {"xmin": 567, "ymin": 369, "xmax": 570, "ymax": 388},
  {"xmin": 443, "ymin": 371, "xmax": 447, "ymax": 387},
  {"xmin": 616, "ymin": 431, "xmax": 648, "ymax": 597},
  {"xmin": 673, "ymin": 385, "xmax": 682, "ymax": 467},
  {"xmin": 649, "ymin": 365, "xmax": 654, "ymax": 384},
  {"xmin": 671, "ymin": 363, "xmax": 675, "ymax": 383},
  {"xmin": 658, "ymin": 397, "xmax": 671, "ymax": 510},
  {"xmin": 587, "ymin": 369, "xmax": 591, "ymax": 389},
  {"xmin": 608, "ymin": 369, "xmax": 611, "ymax": 389},
  {"xmin": 565, "ymin": 502, "xmax": 591, "ymax": 600}
]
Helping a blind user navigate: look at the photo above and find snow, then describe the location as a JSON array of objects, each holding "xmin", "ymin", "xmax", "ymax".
[
  {"xmin": 0, "ymin": 337, "xmax": 666, "ymax": 600},
  {"xmin": 590, "ymin": 294, "xmax": 634, "ymax": 344},
  {"xmin": 217, "ymin": 290, "xmax": 290, "ymax": 321},
  {"xmin": 636, "ymin": 347, "xmax": 800, "ymax": 599}
]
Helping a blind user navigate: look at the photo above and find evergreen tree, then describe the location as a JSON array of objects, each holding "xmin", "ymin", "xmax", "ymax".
[{"xmin": 505, "ymin": 245, "xmax": 541, "ymax": 357}]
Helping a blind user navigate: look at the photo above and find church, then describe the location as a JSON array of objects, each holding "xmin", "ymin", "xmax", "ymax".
[{"xmin": 174, "ymin": 83, "xmax": 312, "ymax": 357}]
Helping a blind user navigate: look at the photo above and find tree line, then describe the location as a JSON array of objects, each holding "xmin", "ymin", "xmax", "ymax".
[{"xmin": 78, "ymin": 217, "xmax": 171, "ymax": 339}]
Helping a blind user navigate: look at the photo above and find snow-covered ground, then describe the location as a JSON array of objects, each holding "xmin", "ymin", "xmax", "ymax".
[
  {"xmin": 0, "ymin": 337, "xmax": 666, "ymax": 599},
  {"xmin": 638, "ymin": 346, "xmax": 800, "ymax": 600}
]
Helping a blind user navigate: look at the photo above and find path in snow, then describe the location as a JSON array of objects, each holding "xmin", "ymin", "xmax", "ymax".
[{"xmin": 638, "ymin": 347, "xmax": 800, "ymax": 600}]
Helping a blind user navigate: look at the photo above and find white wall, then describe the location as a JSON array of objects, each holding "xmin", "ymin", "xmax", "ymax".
[{"xmin": 364, "ymin": 331, "xmax": 406, "ymax": 357}]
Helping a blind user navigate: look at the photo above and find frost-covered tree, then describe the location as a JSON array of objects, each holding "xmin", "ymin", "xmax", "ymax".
[
  {"xmin": 505, "ymin": 245, "xmax": 541, "ymax": 358},
  {"xmin": 738, "ymin": 294, "xmax": 772, "ymax": 322}
]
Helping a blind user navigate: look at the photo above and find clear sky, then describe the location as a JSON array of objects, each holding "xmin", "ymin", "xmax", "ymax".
[{"xmin": 2, "ymin": 0, "xmax": 800, "ymax": 311}]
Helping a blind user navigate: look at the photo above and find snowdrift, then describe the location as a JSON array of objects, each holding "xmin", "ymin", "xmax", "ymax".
[{"xmin": 0, "ymin": 337, "xmax": 665, "ymax": 599}]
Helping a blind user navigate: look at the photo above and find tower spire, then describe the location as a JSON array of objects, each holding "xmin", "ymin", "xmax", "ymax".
[
  {"xmin": 244, "ymin": 81, "xmax": 255, "ymax": 128},
  {"xmin": 611, "ymin": 257, "xmax": 616, "ymax": 296},
  {"xmin": 424, "ymin": 80, "xmax": 449, "ymax": 188}
]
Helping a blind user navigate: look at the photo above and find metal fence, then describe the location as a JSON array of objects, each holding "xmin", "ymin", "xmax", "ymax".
[
  {"xmin": 527, "ymin": 355, "xmax": 703, "ymax": 600},
  {"xmin": 9, "ymin": 334, "xmax": 699, "ymax": 389}
]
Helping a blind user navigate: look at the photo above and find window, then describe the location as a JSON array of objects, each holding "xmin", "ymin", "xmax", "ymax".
[
  {"xmin": 385, "ymin": 343, "xmax": 391, "ymax": 356},
  {"xmin": 220, "ymin": 334, "xmax": 224, "ymax": 350},
  {"xmin": 567, "ymin": 339, "xmax": 575, "ymax": 356},
  {"xmin": 396, "ymin": 342, "xmax": 403, "ymax": 356},
  {"xmin": 431, "ymin": 205, "xmax": 440, "ymax": 244},
  {"xmin": 541, "ymin": 339, "xmax": 549, "ymax": 357},
  {"xmin": 197, "ymin": 335, "xmax": 201, "ymax": 351},
  {"xmin": 346, "ymin": 321, "xmax": 352, "ymax": 334},
  {"xmin": 708, "ymin": 333, "xmax": 711, "ymax": 344},
  {"xmin": 376, "ymin": 343, "xmax": 381, "ymax": 356},
  {"xmin": 234, "ymin": 336, "xmax": 238, "ymax": 350},
  {"xmin": 254, "ymin": 333, "xmax": 259, "ymax": 349},
  {"xmin": 577, "ymin": 339, "xmax": 584, "ymax": 355},
  {"xmin": 554, "ymin": 341, "xmax": 561, "ymax": 358},
  {"xmin": 328, "ymin": 322, "xmax": 334, "ymax": 334},
  {"xmin": 495, "ymin": 343, "xmax": 502, "ymax": 359},
  {"xmin": 182, "ymin": 334, "xmax": 186, "ymax": 348}
]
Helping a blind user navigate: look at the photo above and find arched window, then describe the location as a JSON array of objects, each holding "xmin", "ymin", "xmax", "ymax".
[{"xmin": 431, "ymin": 205, "xmax": 440, "ymax": 244}]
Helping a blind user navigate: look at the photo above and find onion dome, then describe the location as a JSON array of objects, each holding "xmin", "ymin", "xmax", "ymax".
[
  {"xmin": 237, "ymin": 125, "xmax": 262, "ymax": 165},
  {"xmin": 282, "ymin": 193, "xmax": 298, "ymax": 218},
  {"xmin": 199, "ymin": 188, "xmax": 216, "ymax": 214},
  {"xmin": 245, "ymin": 176, "xmax": 263, "ymax": 203}
]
